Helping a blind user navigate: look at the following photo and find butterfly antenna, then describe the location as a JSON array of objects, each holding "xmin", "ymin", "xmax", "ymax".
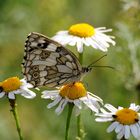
[
  {"xmin": 88, "ymin": 54, "xmax": 116, "ymax": 70},
  {"xmin": 88, "ymin": 54, "xmax": 107, "ymax": 67},
  {"xmin": 90, "ymin": 65, "xmax": 116, "ymax": 70}
]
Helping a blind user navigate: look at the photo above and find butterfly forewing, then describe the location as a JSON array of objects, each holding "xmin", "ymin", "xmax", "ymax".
[{"xmin": 22, "ymin": 32, "xmax": 83, "ymax": 87}]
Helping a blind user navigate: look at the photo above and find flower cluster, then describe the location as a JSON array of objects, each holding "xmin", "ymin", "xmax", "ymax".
[
  {"xmin": 0, "ymin": 77, "xmax": 36, "ymax": 99},
  {"xmin": 96, "ymin": 103, "xmax": 140, "ymax": 139},
  {"xmin": 42, "ymin": 82, "xmax": 103, "ymax": 115},
  {"xmin": 52, "ymin": 23, "xmax": 115, "ymax": 53}
]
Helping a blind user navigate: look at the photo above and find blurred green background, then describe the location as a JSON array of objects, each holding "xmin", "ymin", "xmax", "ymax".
[{"xmin": 0, "ymin": 0, "xmax": 140, "ymax": 140}]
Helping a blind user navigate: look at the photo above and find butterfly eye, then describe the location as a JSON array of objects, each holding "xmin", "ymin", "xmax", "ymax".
[
  {"xmin": 82, "ymin": 67, "xmax": 91, "ymax": 73},
  {"xmin": 85, "ymin": 68, "xmax": 90, "ymax": 72},
  {"xmin": 88, "ymin": 67, "xmax": 92, "ymax": 72}
]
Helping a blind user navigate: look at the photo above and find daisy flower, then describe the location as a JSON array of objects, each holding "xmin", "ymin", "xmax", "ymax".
[
  {"xmin": 41, "ymin": 82, "xmax": 103, "ymax": 115},
  {"xmin": 0, "ymin": 77, "xmax": 36, "ymax": 99},
  {"xmin": 52, "ymin": 23, "xmax": 116, "ymax": 53},
  {"xmin": 95, "ymin": 103, "xmax": 140, "ymax": 139}
]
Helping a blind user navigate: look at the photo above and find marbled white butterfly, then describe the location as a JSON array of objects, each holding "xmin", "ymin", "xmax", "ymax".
[{"xmin": 22, "ymin": 32, "xmax": 106, "ymax": 88}]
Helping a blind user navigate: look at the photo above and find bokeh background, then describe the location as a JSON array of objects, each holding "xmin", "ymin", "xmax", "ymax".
[{"xmin": 0, "ymin": 0, "xmax": 140, "ymax": 140}]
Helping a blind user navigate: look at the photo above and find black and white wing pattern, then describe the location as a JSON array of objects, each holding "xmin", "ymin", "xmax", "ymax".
[{"xmin": 22, "ymin": 32, "xmax": 83, "ymax": 87}]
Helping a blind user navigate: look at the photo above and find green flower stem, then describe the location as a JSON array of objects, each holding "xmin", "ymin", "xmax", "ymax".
[
  {"xmin": 77, "ymin": 115, "xmax": 82, "ymax": 138},
  {"xmin": 65, "ymin": 103, "xmax": 74, "ymax": 140},
  {"xmin": 77, "ymin": 52, "xmax": 85, "ymax": 139},
  {"xmin": 9, "ymin": 98, "xmax": 23, "ymax": 140}
]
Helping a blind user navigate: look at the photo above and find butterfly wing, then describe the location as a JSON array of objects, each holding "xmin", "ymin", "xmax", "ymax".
[{"xmin": 22, "ymin": 32, "xmax": 82, "ymax": 87}]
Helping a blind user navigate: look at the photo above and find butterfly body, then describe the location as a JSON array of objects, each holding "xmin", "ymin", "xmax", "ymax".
[{"xmin": 22, "ymin": 32, "xmax": 91, "ymax": 88}]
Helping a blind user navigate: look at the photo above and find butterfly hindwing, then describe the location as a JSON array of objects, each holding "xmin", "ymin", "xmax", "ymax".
[{"xmin": 22, "ymin": 32, "xmax": 82, "ymax": 87}]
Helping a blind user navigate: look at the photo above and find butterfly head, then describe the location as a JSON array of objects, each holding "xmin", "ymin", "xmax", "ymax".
[{"xmin": 82, "ymin": 67, "xmax": 92, "ymax": 74}]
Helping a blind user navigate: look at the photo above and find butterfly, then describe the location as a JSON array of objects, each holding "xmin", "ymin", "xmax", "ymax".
[{"xmin": 22, "ymin": 32, "xmax": 108, "ymax": 88}]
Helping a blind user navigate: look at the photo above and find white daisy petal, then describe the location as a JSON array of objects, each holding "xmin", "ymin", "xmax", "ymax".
[
  {"xmin": 56, "ymin": 31, "xmax": 68, "ymax": 35},
  {"xmin": 95, "ymin": 113, "xmax": 113, "ymax": 118},
  {"xmin": 0, "ymin": 92, "xmax": 5, "ymax": 98},
  {"xmin": 42, "ymin": 90, "xmax": 59, "ymax": 94},
  {"xmin": 136, "ymin": 123, "xmax": 140, "ymax": 137},
  {"xmin": 138, "ymin": 120, "xmax": 140, "ymax": 126},
  {"xmin": 129, "ymin": 103, "xmax": 140, "ymax": 112},
  {"xmin": 118, "ymin": 106, "xmax": 124, "ymax": 110},
  {"xmin": 77, "ymin": 39, "xmax": 83, "ymax": 53},
  {"xmin": 115, "ymin": 123, "xmax": 123, "ymax": 133},
  {"xmin": 86, "ymin": 37, "xmax": 98, "ymax": 49},
  {"xmin": 87, "ymin": 93, "xmax": 103, "ymax": 103},
  {"xmin": 20, "ymin": 79, "xmax": 33, "ymax": 88},
  {"xmin": 80, "ymin": 97, "xmax": 99, "ymax": 113},
  {"xmin": 135, "ymin": 106, "xmax": 140, "ymax": 112},
  {"xmin": 59, "ymin": 36, "xmax": 72, "ymax": 45},
  {"xmin": 130, "ymin": 124, "xmax": 139, "ymax": 138},
  {"xmin": 82, "ymin": 38, "xmax": 90, "ymax": 46},
  {"xmin": 95, "ymin": 27, "xmax": 106, "ymax": 30},
  {"xmin": 68, "ymin": 41, "xmax": 76, "ymax": 46},
  {"xmin": 20, "ymin": 89, "xmax": 36, "ymax": 99},
  {"xmin": 47, "ymin": 96, "xmax": 62, "ymax": 109},
  {"xmin": 117, "ymin": 127, "xmax": 125, "ymax": 140},
  {"xmin": 104, "ymin": 104, "xmax": 117, "ymax": 112},
  {"xmin": 52, "ymin": 36, "xmax": 64, "ymax": 42},
  {"xmin": 74, "ymin": 99, "xmax": 82, "ymax": 109},
  {"xmin": 42, "ymin": 90, "xmax": 59, "ymax": 99},
  {"xmin": 68, "ymin": 36, "xmax": 77, "ymax": 46},
  {"xmin": 107, "ymin": 121, "xmax": 119, "ymax": 133},
  {"xmin": 100, "ymin": 108, "xmax": 109, "ymax": 113},
  {"xmin": 91, "ymin": 37, "xmax": 108, "ymax": 51},
  {"xmin": 75, "ymin": 107, "xmax": 81, "ymax": 116},
  {"xmin": 95, "ymin": 32, "xmax": 116, "ymax": 45},
  {"xmin": 129, "ymin": 103, "xmax": 136, "ymax": 110},
  {"xmin": 8, "ymin": 92, "xmax": 15, "ymax": 99},
  {"xmin": 13, "ymin": 89, "xmax": 22, "ymax": 94},
  {"xmin": 95, "ymin": 117, "xmax": 114, "ymax": 122},
  {"xmin": 124, "ymin": 125, "xmax": 130, "ymax": 139},
  {"xmin": 42, "ymin": 94, "xmax": 59, "ymax": 100},
  {"xmin": 94, "ymin": 34, "xmax": 110, "ymax": 48},
  {"xmin": 55, "ymin": 99, "xmax": 68, "ymax": 115}
]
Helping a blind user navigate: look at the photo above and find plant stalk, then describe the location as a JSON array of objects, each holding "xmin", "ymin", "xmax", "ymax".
[
  {"xmin": 65, "ymin": 103, "xmax": 74, "ymax": 140},
  {"xmin": 9, "ymin": 98, "xmax": 23, "ymax": 140}
]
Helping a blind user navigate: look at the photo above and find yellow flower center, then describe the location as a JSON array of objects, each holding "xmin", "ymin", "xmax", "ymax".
[
  {"xmin": 59, "ymin": 82, "xmax": 87, "ymax": 100},
  {"xmin": 68, "ymin": 23, "xmax": 95, "ymax": 37},
  {"xmin": 114, "ymin": 108, "xmax": 139, "ymax": 125},
  {"xmin": 1, "ymin": 77, "xmax": 21, "ymax": 92}
]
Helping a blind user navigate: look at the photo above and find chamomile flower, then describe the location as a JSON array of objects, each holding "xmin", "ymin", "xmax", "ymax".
[
  {"xmin": 52, "ymin": 23, "xmax": 116, "ymax": 53},
  {"xmin": 0, "ymin": 77, "xmax": 36, "ymax": 99},
  {"xmin": 95, "ymin": 103, "xmax": 140, "ymax": 139},
  {"xmin": 41, "ymin": 82, "xmax": 103, "ymax": 115}
]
